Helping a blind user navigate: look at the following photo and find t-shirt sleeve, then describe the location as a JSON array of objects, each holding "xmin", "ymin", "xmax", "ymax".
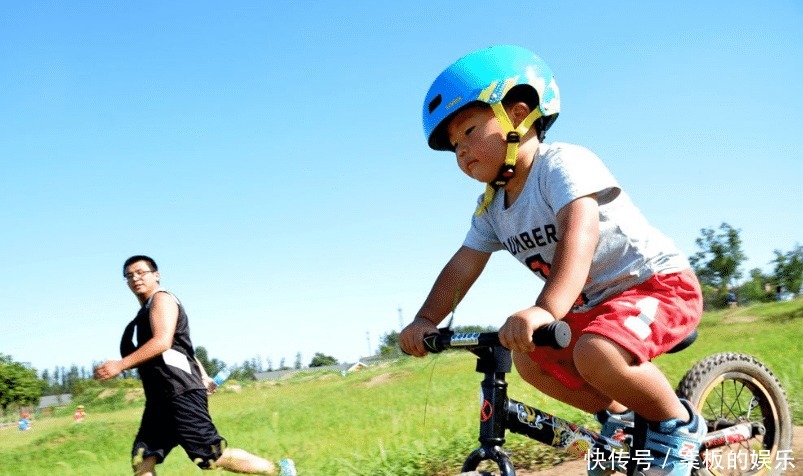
[
  {"xmin": 463, "ymin": 194, "xmax": 506, "ymax": 253},
  {"xmin": 541, "ymin": 144, "xmax": 621, "ymax": 214}
]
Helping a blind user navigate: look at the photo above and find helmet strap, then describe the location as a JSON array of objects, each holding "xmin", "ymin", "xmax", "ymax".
[{"xmin": 475, "ymin": 103, "xmax": 543, "ymax": 216}]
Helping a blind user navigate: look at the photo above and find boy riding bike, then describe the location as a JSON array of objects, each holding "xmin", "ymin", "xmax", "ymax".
[{"xmin": 399, "ymin": 45, "xmax": 706, "ymax": 476}]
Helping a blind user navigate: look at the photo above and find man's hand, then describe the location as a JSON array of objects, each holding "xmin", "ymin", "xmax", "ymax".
[
  {"xmin": 498, "ymin": 307, "xmax": 556, "ymax": 353},
  {"xmin": 400, "ymin": 317, "xmax": 439, "ymax": 357},
  {"xmin": 202, "ymin": 375, "xmax": 218, "ymax": 395},
  {"xmin": 94, "ymin": 360, "xmax": 125, "ymax": 381}
]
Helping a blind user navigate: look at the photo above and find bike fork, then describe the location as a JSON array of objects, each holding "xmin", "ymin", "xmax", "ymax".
[{"xmin": 461, "ymin": 345, "xmax": 516, "ymax": 475}]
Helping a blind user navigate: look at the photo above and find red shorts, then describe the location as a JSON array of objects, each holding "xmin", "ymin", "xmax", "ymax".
[{"xmin": 528, "ymin": 269, "xmax": 702, "ymax": 390}]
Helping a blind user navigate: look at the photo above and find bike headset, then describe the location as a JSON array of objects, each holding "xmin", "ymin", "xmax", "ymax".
[{"xmin": 422, "ymin": 45, "xmax": 560, "ymax": 215}]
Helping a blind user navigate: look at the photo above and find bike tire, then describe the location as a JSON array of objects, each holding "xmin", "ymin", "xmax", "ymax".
[
  {"xmin": 676, "ymin": 352, "xmax": 793, "ymax": 476},
  {"xmin": 457, "ymin": 472, "xmax": 494, "ymax": 476}
]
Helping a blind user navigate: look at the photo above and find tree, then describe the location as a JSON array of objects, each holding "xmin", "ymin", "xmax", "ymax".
[
  {"xmin": 689, "ymin": 223, "xmax": 747, "ymax": 307},
  {"xmin": 294, "ymin": 352, "xmax": 302, "ymax": 370},
  {"xmin": 65, "ymin": 365, "xmax": 81, "ymax": 394},
  {"xmin": 195, "ymin": 346, "xmax": 224, "ymax": 377},
  {"xmin": 772, "ymin": 244, "xmax": 803, "ymax": 296},
  {"xmin": 195, "ymin": 346, "xmax": 211, "ymax": 372},
  {"xmin": 0, "ymin": 355, "xmax": 46, "ymax": 412},
  {"xmin": 737, "ymin": 268, "xmax": 775, "ymax": 304},
  {"xmin": 40, "ymin": 369, "xmax": 52, "ymax": 394},
  {"xmin": 309, "ymin": 353, "xmax": 338, "ymax": 368},
  {"xmin": 378, "ymin": 330, "xmax": 401, "ymax": 357},
  {"xmin": 278, "ymin": 358, "xmax": 289, "ymax": 370},
  {"xmin": 231, "ymin": 359, "xmax": 257, "ymax": 381}
]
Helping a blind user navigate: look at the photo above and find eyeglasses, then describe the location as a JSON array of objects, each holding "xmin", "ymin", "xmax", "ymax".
[{"xmin": 124, "ymin": 270, "xmax": 154, "ymax": 281}]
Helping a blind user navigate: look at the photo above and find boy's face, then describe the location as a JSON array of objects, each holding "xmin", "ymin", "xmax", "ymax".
[{"xmin": 447, "ymin": 106, "xmax": 507, "ymax": 183}]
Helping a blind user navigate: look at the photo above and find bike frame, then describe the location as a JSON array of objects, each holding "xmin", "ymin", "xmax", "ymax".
[{"xmin": 427, "ymin": 330, "xmax": 763, "ymax": 476}]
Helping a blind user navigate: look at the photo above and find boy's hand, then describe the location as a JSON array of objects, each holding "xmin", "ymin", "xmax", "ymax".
[
  {"xmin": 400, "ymin": 317, "xmax": 439, "ymax": 357},
  {"xmin": 499, "ymin": 307, "xmax": 556, "ymax": 353}
]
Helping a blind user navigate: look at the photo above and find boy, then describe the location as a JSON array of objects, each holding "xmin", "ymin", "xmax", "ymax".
[
  {"xmin": 399, "ymin": 45, "xmax": 706, "ymax": 476},
  {"xmin": 95, "ymin": 255, "xmax": 295, "ymax": 476}
]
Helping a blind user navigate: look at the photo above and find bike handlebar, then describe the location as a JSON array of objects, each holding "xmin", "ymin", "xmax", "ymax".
[{"xmin": 422, "ymin": 320, "xmax": 571, "ymax": 353}]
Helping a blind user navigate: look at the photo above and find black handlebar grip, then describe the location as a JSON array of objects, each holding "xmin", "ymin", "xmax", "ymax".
[
  {"xmin": 422, "ymin": 333, "xmax": 444, "ymax": 353},
  {"xmin": 532, "ymin": 320, "xmax": 571, "ymax": 349}
]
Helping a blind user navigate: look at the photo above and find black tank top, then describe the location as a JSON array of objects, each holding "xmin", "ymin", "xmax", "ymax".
[{"xmin": 120, "ymin": 290, "xmax": 206, "ymax": 399}]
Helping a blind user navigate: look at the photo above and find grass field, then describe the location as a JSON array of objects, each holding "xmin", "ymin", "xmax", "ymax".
[{"xmin": 1, "ymin": 300, "xmax": 800, "ymax": 475}]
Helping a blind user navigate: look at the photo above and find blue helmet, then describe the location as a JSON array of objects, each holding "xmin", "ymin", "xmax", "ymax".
[{"xmin": 423, "ymin": 45, "xmax": 560, "ymax": 151}]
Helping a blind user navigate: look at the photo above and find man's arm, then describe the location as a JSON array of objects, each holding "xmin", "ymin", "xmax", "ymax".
[
  {"xmin": 194, "ymin": 356, "xmax": 219, "ymax": 394},
  {"xmin": 95, "ymin": 292, "xmax": 179, "ymax": 381}
]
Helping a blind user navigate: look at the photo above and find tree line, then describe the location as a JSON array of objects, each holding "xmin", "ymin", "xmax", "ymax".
[
  {"xmin": 194, "ymin": 347, "xmax": 340, "ymax": 382},
  {"xmin": 2, "ymin": 222, "xmax": 799, "ymax": 413},
  {"xmin": 689, "ymin": 223, "xmax": 801, "ymax": 308}
]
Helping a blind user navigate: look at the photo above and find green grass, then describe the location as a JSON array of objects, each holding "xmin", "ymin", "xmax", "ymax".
[{"xmin": 1, "ymin": 300, "xmax": 800, "ymax": 475}]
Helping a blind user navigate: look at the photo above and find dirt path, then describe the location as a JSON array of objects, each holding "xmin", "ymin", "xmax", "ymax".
[{"xmin": 513, "ymin": 426, "xmax": 802, "ymax": 476}]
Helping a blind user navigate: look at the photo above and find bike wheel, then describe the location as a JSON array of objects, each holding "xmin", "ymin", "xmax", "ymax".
[{"xmin": 677, "ymin": 352, "xmax": 793, "ymax": 476}]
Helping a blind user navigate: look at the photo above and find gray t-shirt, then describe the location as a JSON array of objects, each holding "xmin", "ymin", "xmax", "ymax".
[{"xmin": 463, "ymin": 142, "xmax": 689, "ymax": 312}]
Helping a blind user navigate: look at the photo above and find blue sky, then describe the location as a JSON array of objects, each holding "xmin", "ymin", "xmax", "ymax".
[{"xmin": 2, "ymin": 1, "xmax": 801, "ymax": 375}]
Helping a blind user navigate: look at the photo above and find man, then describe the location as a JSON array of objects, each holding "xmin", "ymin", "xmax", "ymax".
[{"xmin": 95, "ymin": 255, "xmax": 294, "ymax": 476}]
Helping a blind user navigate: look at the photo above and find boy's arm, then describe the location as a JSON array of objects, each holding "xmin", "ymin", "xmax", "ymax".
[
  {"xmin": 500, "ymin": 194, "xmax": 599, "ymax": 353},
  {"xmin": 537, "ymin": 194, "xmax": 599, "ymax": 318},
  {"xmin": 95, "ymin": 293, "xmax": 179, "ymax": 380},
  {"xmin": 400, "ymin": 246, "xmax": 491, "ymax": 356}
]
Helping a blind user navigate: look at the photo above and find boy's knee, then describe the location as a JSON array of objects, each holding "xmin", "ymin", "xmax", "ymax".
[
  {"xmin": 573, "ymin": 334, "xmax": 622, "ymax": 382},
  {"xmin": 512, "ymin": 351, "xmax": 543, "ymax": 380}
]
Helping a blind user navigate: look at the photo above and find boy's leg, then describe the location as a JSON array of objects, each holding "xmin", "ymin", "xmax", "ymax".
[
  {"xmin": 512, "ymin": 351, "xmax": 627, "ymax": 414},
  {"xmin": 569, "ymin": 303, "xmax": 706, "ymax": 474},
  {"xmin": 514, "ymin": 352, "xmax": 631, "ymax": 476},
  {"xmin": 573, "ymin": 333, "xmax": 688, "ymax": 422}
]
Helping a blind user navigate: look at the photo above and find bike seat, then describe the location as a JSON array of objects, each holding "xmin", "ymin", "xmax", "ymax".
[{"xmin": 667, "ymin": 329, "xmax": 697, "ymax": 354}]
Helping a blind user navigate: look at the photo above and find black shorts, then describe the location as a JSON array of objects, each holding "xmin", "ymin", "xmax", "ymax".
[{"xmin": 132, "ymin": 389, "xmax": 226, "ymax": 469}]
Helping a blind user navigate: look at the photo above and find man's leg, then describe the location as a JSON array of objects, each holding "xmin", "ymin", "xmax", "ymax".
[
  {"xmin": 133, "ymin": 455, "xmax": 158, "ymax": 476},
  {"xmin": 215, "ymin": 448, "xmax": 276, "ymax": 474}
]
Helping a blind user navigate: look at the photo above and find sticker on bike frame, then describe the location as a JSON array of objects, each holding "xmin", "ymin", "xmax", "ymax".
[
  {"xmin": 551, "ymin": 417, "xmax": 594, "ymax": 452},
  {"xmin": 702, "ymin": 423, "xmax": 753, "ymax": 449},
  {"xmin": 515, "ymin": 403, "xmax": 598, "ymax": 456},
  {"xmin": 516, "ymin": 402, "xmax": 547, "ymax": 430},
  {"xmin": 481, "ymin": 399, "xmax": 493, "ymax": 422},
  {"xmin": 450, "ymin": 332, "xmax": 481, "ymax": 346}
]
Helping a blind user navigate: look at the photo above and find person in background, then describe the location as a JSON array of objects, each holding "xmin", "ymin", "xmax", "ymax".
[
  {"xmin": 73, "ymin": 405, "xmax": 86, "ymax": 423},
  {"xmin": 18, "ymin": 412, "xmax": 31, "ymax": 431},
  {"xmin": 94, "ymin": 255, "xmax": 295, "ymax": 476}
]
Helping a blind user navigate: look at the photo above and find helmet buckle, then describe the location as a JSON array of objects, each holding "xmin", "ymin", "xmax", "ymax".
[
  {"xmin": 506, "ymin": 131, "xmax": 521, "ymax": 144},
  {"xmin": 493, "ymin": 165, "xmax": 516, "ymax": 186}
]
